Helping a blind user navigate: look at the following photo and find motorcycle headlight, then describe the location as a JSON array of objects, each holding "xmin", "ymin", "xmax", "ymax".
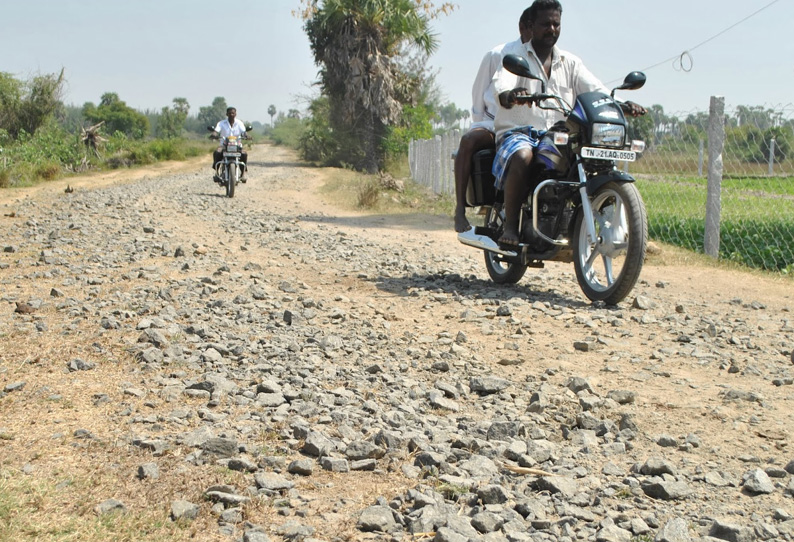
[{"xmin": 590, "ymin": 123, "xmax": 625, "ymax": 148}]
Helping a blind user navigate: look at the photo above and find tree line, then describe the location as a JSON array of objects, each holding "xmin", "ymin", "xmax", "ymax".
[
  {"xmin": 628, "ymin": 104, "xmax": 792, "ymax": 164},
  {"xmin": 5, "ymin": 0, "xmax": 788, "ymax": 187},
  {"xmin": 0, "ymin": 70, "xmax": 277, "ymax": 186}
]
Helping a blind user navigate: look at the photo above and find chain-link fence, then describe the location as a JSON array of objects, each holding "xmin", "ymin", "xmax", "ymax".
[
  {"xmin": 409, "ymin": 100, "xmax": 794, "ymax": 274},
  {"xmin": 630, "ymin": 101, "xmax": 793, "ymax": 272}
]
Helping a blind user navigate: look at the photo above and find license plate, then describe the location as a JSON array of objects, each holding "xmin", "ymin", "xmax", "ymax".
[
  {"xmin": 223, "ymin": 152, "xmax": 241, "ymax": 157},
  {"xmin": 581, "ymin": 147, "xmax": 636, "ymax": 162}
]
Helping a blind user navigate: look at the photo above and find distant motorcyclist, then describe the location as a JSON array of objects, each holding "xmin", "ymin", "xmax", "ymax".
[{"xmin": 211, "ymin": 107, "xmax": 248, "ymax": 182}]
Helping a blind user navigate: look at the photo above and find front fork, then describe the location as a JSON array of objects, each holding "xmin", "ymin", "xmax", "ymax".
[{"xmin": 576, "ymin": 162, "xmax": 598, "ymax": 243}]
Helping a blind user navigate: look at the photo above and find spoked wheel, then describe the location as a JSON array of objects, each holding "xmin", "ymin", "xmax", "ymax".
[
  {"xmin": 573, "ymin": 181, "xmax": 647, "ymax": 304},
  {"xmin": 483, "ymin": 203, "xmax": 527, "ymax": 284},
  {"xmin": 226, "ymin": 163, "xmax": 237, "ymax": 198}
]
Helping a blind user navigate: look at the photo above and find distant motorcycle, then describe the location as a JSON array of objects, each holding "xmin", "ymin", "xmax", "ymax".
[
  {"xmin": 208, "ymin": 127, "xmax": 251, "ymax": 198},
  {"xmin": 458, "ymin": 54, "xmax": 648, "ymax": 304}
]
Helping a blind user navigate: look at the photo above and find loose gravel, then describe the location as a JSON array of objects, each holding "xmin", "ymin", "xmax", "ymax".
[{"xmin": 1, "ymin": 145, "xmax": 793, "ymax": 542}]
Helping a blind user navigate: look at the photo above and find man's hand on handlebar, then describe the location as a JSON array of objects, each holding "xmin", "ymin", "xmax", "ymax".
[
  {"xmin": 499, "ymin": 88, "xmax": 530, "ymax": 109},
  {"xmin": 620, "ymin": 101, "xmax": 646, "ymax": 117}
]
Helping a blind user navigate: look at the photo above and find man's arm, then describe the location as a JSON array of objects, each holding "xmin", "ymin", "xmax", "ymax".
[{"xmin": 471, "ymin": 49, "xmax": 501, "ymax": 123}]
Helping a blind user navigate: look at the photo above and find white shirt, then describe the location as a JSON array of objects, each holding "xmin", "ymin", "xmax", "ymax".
[
  {"xmin": 492, "ymin": 41, "xmax": 609, "ymax": 141},
  {"xmin": 214, "ymin": 118, "xmax": 247, "ymax": 139},
  {"xmin": 470, "ymin": 38, "xmax": 523, "ymax": 132}
]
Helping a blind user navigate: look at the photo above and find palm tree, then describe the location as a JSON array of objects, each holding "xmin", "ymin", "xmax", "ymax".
[
  {"xmin": 303, "ymin": 0, "xmax": 439, "ymax": 172},
  {"xmin": 268, "ymin": 104, "xmax": 276, "ymax": 128}
]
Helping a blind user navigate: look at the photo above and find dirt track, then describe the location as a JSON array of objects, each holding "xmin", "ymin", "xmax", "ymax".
[{"xmin": 1, "ymin": 142, "xmax": 793, "ymax": 541}]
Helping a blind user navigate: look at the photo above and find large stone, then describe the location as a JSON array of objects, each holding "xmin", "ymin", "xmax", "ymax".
[
  {"xmin": 655, "ymin": 518, "xmax": 692, "ymax": 542},
  {"xmin": 357, "ymin": 505, "xmax": 397, "ymax": 532},
  {"xmin": 171, "ymin": 500, "xmax": 200, "ymax": 521},
  {"xmin": 742, "ymin": 468, "xmax": 775, "ymax": 494}
]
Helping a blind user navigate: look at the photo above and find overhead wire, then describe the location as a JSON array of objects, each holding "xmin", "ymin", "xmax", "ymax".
[{"xmin": 607, "ymin": 0, "xmax": 781, "ymax": 83}]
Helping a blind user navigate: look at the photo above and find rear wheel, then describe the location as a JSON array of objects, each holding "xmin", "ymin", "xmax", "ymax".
[
  {"xmin": 572, "ymin": 181, "xmax": 647, "ymax": 304},
  {"xmin": 226, "ymin": 163, "xmax": 237, "ymax": 198},
  {"xmin": 483, "ymin": 203, "xmax": 527, "ymax": 284}
]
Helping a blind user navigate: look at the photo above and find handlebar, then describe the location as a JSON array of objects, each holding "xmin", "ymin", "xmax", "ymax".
[
  {"xmin": 512, "ymin": 92, "xmax": 645, "ymax": 117},
  {"xmin": 513, "ymin": 94, "xmax": 556, "ymax": 105},
  {"xmin": 513, "ymin": 93, "xmax": 571, "ymax": 115},
  {"xmin": 209, "ymin": 133, "xmax": 250, "ymax": 140},
  {"xmin": 617, "ymin": 100, "xmax": 647, "ymax": 116}
]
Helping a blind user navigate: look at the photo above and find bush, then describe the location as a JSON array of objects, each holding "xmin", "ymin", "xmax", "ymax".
[
  {"xmin": 146, "ymin": 139, "xmax": 184, "ymax": 161},
  {"xmin": 269, "ymin": 117, "xmax": 305, "ymax": 148},
  {"xmin": 35, "ymin": 161, "xmax": 61, "ymax": 181},
  {"xmin": 357, "ymin": 179, "xmax": 381, "ymax": 208},
  {"xmin": 105, "ymin": 152, "xmax": 133, "ymax": 169},
  {"xmin": 298, "ymin": 97, "xmax": 342, "ymax": 165},
  {"xmin": 384, "ymin": 104, "xmax": 433, "ymax": 158}
]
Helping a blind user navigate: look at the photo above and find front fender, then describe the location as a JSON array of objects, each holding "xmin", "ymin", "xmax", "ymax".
[{"xmin": 586, "ymin": 169, "xmax": 635, "ymax": 196}]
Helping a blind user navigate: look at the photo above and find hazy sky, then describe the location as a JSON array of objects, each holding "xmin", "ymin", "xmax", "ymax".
[{"xmin": 3, "ymin": 0, "xmax": 791, "ymax": 124}]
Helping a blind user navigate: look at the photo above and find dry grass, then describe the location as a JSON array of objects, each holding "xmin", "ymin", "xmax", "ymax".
[
  {"xmin": 356, "ymin": 179, "xmax": 381, "ymax": 209},
  {"xmin": 645, "ymin": 238, "xmax": 794, "ymax": 284}
]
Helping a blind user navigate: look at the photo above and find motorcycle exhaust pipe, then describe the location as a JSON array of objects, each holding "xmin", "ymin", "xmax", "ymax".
[{"xmin": 457, "ymin": 228, "xmax": 518, "ymax": 257}]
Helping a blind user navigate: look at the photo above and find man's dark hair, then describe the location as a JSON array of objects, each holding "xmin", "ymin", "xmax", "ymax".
[
  {"xmin": 527, "ymin": 0, "xmax": 562, "ymax": 22},
  {"xmin": 226, "ymin": 107, "xmax": 236, "ymax": 114},
  {"xmin": 519, "ymin": 7, "xmax": 532, "ymax": 27}
]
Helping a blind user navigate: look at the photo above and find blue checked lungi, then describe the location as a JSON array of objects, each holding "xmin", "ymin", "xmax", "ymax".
[{"xmin": 492, "ymin": 127, "xmax": 545, "ymax": 190}]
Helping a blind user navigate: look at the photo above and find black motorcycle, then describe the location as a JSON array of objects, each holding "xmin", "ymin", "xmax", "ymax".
[
  {"xmin": 208, "ymin": 126, "xmax": 251, "ymax": 198},
  {"xmin": 458, "ymin": 54, "xmax": 648, "ymax": 305}
]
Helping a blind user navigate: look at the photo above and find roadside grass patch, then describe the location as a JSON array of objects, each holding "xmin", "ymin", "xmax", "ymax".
[
  {"xmin": 637, "ymin": 175, "xmax": 794, "ymax": 273},
  {"xmin": 320, "ymin": 165, "xmax": 454, "ymax": 217},
  {"xmin": 356, "ymin": 178, "xmax": 381, "ymax": 208}
]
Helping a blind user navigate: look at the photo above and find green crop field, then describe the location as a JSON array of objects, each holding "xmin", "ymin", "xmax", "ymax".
[{"xmin": 636, "ymin": 175, "xmax": 794, "ymax": 273}]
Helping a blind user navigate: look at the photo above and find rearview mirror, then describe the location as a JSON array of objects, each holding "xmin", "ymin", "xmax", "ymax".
[
  {"xmin": 502, "ymin": 54, "xmax": 546, "ymax": 93},
  {"xmin": 503, "ymin": 54, "xmax": 533, "ymax": 78},
  {"xmin": 246, "ymin": 125, "xmax": 253, "ymax": 131},
  {"xmin": 614, "ymin": 72, "xmax": 646, "ymax": 93}
]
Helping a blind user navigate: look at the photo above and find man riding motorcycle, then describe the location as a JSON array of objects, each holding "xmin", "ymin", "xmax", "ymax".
[
  {"xmin": 492, "ymin": 0, "xmax": 645, "ymax": 247},
  {"xmin": 211, "ymin": 106, "xmax": 248, "ymax": 183}
]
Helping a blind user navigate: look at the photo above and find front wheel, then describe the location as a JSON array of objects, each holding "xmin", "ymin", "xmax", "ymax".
[
  {"xmin": 226, "ymin": 163, "xmax": 237, "ymax": 198},
  {"xmin": 573, "ymin": 181, "xmax": 647, "ymax": 304},
  {"xmin": 483, "ymin": 203, "xmax": 527, "ymax": 284}
]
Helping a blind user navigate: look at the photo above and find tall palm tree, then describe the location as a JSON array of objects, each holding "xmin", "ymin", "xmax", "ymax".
[
  {"xmin": 268, "ymin": 104, "xmax": 276, "ymax": 128},
  {"xmin": 304, "ymin": 0, "xmax": 438, "ymax": 172}
]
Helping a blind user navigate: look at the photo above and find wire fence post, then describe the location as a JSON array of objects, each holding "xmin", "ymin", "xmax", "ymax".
[
  {"xmin": 768, "ymin": 138, "xmax": 776, "ymax": 176},
  {"xmin": 704, "ymin": 96, "xmax": 725, "ymax": 259}
]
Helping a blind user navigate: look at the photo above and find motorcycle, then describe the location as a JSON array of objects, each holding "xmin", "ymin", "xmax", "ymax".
[
  {"xmin": 458, "ymin": 54, "xmax": 648, "ymax": 305},
  {"xmin": 208, "ymin": 126, "xmax": 251, "ymax": 198}
]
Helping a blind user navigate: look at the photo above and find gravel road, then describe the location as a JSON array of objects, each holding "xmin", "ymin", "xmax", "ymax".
[{"xmin": 1, "ymin": 144, "xmax": 793, "ymax": 542}]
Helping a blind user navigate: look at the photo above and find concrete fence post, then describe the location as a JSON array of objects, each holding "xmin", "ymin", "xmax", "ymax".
[
  {"xmin": 768, "ymin": 138, "xmax": 776, "ymax": 176},
  {"xmin": 698, "ymin": 139, "xmax": 704, "ymax": 177},
  {"xmin": 704, "ymin": 96, "xmax": 725, "ymax": 259},
  {"xmin": 432, "ymin": 135, "xmax": 441, "ymax": 194},
  {"xmin": 408, "ymin": 140, "xmax": 415, "ymax": 180}
]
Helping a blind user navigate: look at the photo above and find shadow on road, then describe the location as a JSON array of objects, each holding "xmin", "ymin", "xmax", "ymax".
[
  {"xmin": 367, "ymin": 272, "xmax": 593, "ymax": 310},
  {"xmin": 194, "ymin": 191, "xmax": 232, "ymax": 199},
  {"xmin": 297, "ymin": 212, "xmax": 451, "ymax": 233},
  {"xmin": 248, "ymin": 160, "xmax": 311, "ymax": 169}
]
